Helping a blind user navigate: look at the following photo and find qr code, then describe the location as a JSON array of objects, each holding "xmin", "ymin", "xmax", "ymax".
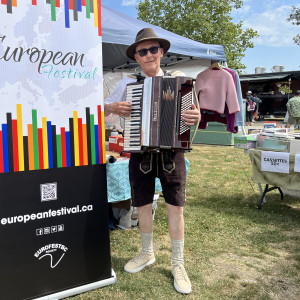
[{"xmin": 40, "ymin": 183, "xmax": 57, "ymax": 201}]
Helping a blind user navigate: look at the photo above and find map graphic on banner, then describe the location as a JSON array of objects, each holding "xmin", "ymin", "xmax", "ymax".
[{"xmin": 0, "ymin": 0, "xmax": 105, "ymax": 172}]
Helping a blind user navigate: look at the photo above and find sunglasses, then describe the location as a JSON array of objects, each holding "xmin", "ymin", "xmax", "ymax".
[{"xmin": 136, "ymin": 46, "xmax": 160, "ymax": 57}]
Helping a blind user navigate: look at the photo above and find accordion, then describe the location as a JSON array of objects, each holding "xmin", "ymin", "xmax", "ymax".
[{"xmin": 123, "ymin": 76, "xmax": 196, "ymax": 153}]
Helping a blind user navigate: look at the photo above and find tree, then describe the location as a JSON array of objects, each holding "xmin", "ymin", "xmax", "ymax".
[
  {"xmin": 287, "ymin": 6, "xmax": 300, "ymax": 45},
  {"xmin": 137, "ymin": 0, "xmax": 258, "ymax": 71}
]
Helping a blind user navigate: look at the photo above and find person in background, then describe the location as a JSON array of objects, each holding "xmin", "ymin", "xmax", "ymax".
[
  {"xmin": 246, "ymin": 91, "xmax": 257, "ymax": 123},
  {"xmin": 246, "ymin": 93, "xmax": 256, "ymax": 126},
  {"xmin": 246, "ymin": 91, "xmax": 256, "ymax": 102},
  {"xmin": 286, "ymin": 90, "xmax": 300, "ymax": 129},
  {"xmin": 252, "ymin": 93, "xmax": 262, "ymax": 121},
  {"xmin": 104, "ymin": 28, "xmax": 200, "ymax": 294}
]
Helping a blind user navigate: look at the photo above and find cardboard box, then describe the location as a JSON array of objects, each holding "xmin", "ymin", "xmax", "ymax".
[
  {"xmin": 192, "ymin": 122, "xmax": 235, "ymax": 146},
  {"xmin": 264, "ymin": 121, "xmax": 277, "ymax": 128},
  {"xmin": 256, "ymin": 137, "xmax": 289, "ymax": 152},
  {"xmin": 263, "ymin": 128, "xmax": 290, "ymax": 134},
  {"xmin": 109, "ymin": 136, "xmax": 124, "ymax": 153},
  {"xmin": 121, "ymin": 152, "xmax": 131, "ymax": 158},
  {"xmin": 289, "ymin": 139, "xmax": 300, "ymax": 154},
  {"xmin": 248, "ymin": 128, "xmax": 262, "ymax": 135},
  {"xmin": 234, "ymin": 135, "xmax": 257, "ymax": 149}
]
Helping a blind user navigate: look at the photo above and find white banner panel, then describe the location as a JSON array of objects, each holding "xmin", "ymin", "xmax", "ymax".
[
  {"xmin": 0, "ymin": 1, "xmax": 106, "ymax": 171},
  {"xmin": 294, "ymin": 154, "xmax": 300, "ymax": 172},
  {"xmin": 261, "ymin": 151, "xmax": 290, "ymax": 174}
]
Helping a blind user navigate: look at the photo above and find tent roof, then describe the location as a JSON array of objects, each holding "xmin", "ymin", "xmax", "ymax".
[
  {"xmin": 239, "ymin": 71, "xmax": 300, "ymax": 82},
  {"xmin": 102, "ymin": 5, "xmax": 226, "ymax": 71},
  {"xmin": 239, "ymin": 74, "xmax": 290, "ymax": 82}
]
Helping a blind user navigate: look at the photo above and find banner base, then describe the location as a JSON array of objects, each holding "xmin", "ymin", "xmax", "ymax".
[{"xmin": 34, "ymin": 269, "xmax": 117, "ymax": 300}]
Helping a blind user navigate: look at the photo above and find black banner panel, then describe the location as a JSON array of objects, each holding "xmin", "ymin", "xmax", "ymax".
[{"xmin": 0, "ymin": 165, "xmax": 113, "ymax": 300}]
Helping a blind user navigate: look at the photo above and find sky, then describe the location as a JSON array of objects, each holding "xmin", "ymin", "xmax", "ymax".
[{"xmin": 102, "ymin": 0, "xmax": 299, "ymax": 74}]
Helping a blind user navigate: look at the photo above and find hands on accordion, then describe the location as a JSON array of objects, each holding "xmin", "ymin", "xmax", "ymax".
[{"xmin": 123, "ymin": 76, "xmax": 197, "ymax": 153}]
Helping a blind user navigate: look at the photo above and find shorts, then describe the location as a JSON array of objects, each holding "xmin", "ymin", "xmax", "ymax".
[
  {"xmin": 288, "ymin": 116, "xmax": 300, "ymax": 124},
  {"xmin": 129, "ymin": 151, "xmax": 186, "ymax": 207}
]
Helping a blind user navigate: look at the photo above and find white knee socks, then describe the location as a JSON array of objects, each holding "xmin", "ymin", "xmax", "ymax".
[
  {"xmin": 171, "ymin": 239, "xmax": 184, "ymax": 265},
  {"xmin": 141, "ymin": 232, "xmax": 154, "ymax": 255},
  {"xmin": 140, "ymin": 234, "xmax": 184, "ymax": 264}
]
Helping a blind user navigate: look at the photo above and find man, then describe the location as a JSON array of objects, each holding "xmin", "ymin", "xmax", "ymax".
[
  {"xmin": 105, "ymin": 28, "xmax": 200, "ymax": 294},
  {"xmin": 246, "ymin": 91, "xmax": 258, "ymax": 123},
  {"xmin": 286, "ymin": 90, "xmax": 300, "ymax": 129},
  {"xmin": 253, "ymin": 93, "xmax": 262, "ymax": 121}
]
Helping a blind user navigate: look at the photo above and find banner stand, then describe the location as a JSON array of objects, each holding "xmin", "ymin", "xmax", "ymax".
[
  {"xmin": 0, "ymin": 1, "xmax": 116, "ymax": 299},
  {"xmin": 35, "ymin": 270, "xmax": 117, "ymax": 300}
]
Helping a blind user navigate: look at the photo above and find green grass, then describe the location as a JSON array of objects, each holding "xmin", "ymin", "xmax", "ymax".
[{"xmin": 65, "ymin": 145, "xmax": 300, "ymax": 300}]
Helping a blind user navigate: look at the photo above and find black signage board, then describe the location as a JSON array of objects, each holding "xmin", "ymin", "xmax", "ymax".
[{"xmin": 0, "ymin": 165, "xmax": 112, "ymax": 300}]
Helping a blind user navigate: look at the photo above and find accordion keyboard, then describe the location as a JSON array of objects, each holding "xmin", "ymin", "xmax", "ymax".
[
  {"xmin": 123, "ymin": 83, "xmax": 144, "ymax": 151},
  {"xmin": 179, "ymin": 91, "xmax": 193, "ymax": 135}
]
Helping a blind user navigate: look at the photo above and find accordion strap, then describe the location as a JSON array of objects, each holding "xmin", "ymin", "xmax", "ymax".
[
  {"xmin": 129, "ymin": 70, "xmax": 174, "ymax": 81},
  {"xmin": 190, "ymin": 83, "xmax": 200, "ymax": 146},
  {"xmin": 128, "ymin": 73, "xmax": 146, "ymax": 81}
]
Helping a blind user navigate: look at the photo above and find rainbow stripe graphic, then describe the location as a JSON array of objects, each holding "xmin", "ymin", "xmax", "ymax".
[
  {"xmin": 0, "ymin": 0, "xmax": 102, "ymax": 36},
  {"xmin": 0, "ymin": 105, "xmax": 106, "ymax": 173}
]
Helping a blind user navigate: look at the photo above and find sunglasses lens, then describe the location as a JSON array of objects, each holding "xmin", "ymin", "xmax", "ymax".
[
  {"xmin": 137, "ymin": 46, "xmax": 159, "ymax": 57},
  {"xmin": 149, "ymin": 47, "xmax": 159, "ymax": 54},
  {"xmin": 138, "ymin": 49, "xmax": 148, "ymax": 57}
]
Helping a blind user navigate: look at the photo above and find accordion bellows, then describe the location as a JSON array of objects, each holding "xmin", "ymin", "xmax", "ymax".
[{"xmin": 123, "ymin": 76, "xmax": 195, "ymax": 153}]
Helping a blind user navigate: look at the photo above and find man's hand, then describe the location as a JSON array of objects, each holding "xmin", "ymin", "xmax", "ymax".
[
  {"xmin": 182, "ymin": 104, "xmax": 200, "ymax": 126},
  {"xmin": 105, "ymin": 101, "xmax": 132, "ymax": 117}
]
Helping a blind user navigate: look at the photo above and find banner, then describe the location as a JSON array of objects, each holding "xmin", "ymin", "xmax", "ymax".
[
  {"xmin": 295, "ymin": 154, "xmax": 300, "ymax": 173},
  {"xmin": 0, "ymin": 1, "xmax": 115, "ymax": 299}
]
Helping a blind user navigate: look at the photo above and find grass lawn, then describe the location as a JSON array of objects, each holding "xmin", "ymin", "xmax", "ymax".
[{"xmin": 66, "ymin": 145, "xmax": 300, "ymax": 300}]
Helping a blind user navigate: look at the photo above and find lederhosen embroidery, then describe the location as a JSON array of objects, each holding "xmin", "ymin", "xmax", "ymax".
[
  {"xmin": 161, "ymin": 151, "xmax": 175, "ymax": 173},
  {"xmin": 139, "ymin": 152, "xmax": 153, "ymax": 174}
]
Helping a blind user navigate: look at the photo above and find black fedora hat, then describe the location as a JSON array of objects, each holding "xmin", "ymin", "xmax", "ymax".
[{"xmin": 126, "ymin": 28, "xmax": 170, "ymax": 60}]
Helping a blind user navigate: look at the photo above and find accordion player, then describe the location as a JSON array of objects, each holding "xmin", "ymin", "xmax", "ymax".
[{"xmin": 123, "ymin": 76, "xmax": 197, "ymax": 153}]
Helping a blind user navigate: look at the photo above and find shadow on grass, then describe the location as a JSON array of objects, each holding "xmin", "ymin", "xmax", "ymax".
[
  {"xmin": 186, "ymin": 192, "xmax": 300, "ymax": 267},
  {"xmin": 188, "ymin": 191, "xmax": 300, "ymax": 225}
]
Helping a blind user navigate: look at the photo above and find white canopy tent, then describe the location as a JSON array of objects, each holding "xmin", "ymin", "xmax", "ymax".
[
  {"xmin": 101, "ymin": 5, "xmax": 226, "ymax": 72},
  {"xmin": 101, "ymin": 5, "xmax": 229, "ymax": 129},
  {"xmin": 101, "ymin": 5, "xmax": 227, "ymax": 98}
]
